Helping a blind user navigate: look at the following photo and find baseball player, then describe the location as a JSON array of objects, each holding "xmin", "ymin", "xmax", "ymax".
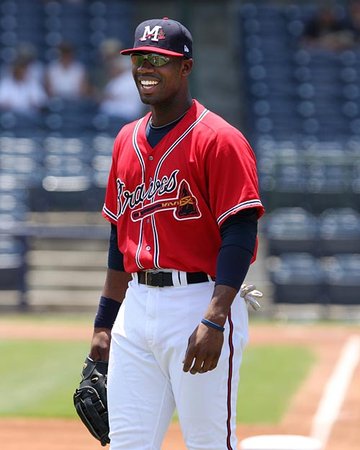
[{"xmin": 89, "ymin": 17, "xmax": 264, "ymax": 450}]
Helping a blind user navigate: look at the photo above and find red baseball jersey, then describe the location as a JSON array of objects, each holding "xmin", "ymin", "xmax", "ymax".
[{"xmin": 102, "ymin": 100, "xmax": 264, "ymax": 276}]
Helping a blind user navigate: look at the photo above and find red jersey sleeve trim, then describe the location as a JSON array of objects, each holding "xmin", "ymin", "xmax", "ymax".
[
  {"xmin": 217, "ymin": 199, "xmax": 264, "ymax": 227},
  {"xmin": 102, "ymin": 204, "xmax": 118, "ymax": 224}
]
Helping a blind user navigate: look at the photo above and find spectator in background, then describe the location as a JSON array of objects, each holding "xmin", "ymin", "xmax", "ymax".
[
  {"xmin": 45, "ymin": 41, "xmax": 90, "ymax": 99},
  {"xmin": 0, "ymin": 56, "xmax": 48, "ymax": 115},
  {"xmin": 344, "ymin": 0, "xmax": 360, "ymax": 46},
  {"xmin": 99, "ymin": 56, "xmax": 144, "ymax": 121},
  {"xmin": 16, "ymin": 42, "xmax": 45, "ymax": 84},
  {"xmin": 301, "ymin": 5, "xmax": 354, "ymax": 51},
  {"xmin": 91, "ymin": 38, "xmax": 124, "ymax": 96},
  {"xmin": 0, "ymin": 43, "xmax": 44, "ymax": 84}
]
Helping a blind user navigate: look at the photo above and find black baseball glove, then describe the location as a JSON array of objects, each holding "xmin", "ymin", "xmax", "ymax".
[{"xmin": 73, "ymin": 356, "xmax": 110, "ymax": 446}]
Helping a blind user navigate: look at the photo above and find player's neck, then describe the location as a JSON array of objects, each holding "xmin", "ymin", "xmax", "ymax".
[
  {"xmin": 149, "ymin": 110, "xmax": 188, "ymax": 129},
  {"xmin": 150, "ymin": 97, "xmax": 193, "ymax": 127}
]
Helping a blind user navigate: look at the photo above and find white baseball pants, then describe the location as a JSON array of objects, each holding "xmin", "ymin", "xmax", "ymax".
[{"xmin": 107, "ymin": 277, "xmax": 249, "ymax": 450}]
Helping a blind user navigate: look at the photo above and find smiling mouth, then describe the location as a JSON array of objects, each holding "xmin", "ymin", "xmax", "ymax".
[{"xmin": 139, "ymin": 79, "xmax": 159, "ymax": 90}]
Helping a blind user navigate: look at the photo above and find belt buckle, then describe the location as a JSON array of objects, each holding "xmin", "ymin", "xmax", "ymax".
[{"xmin": 146, "ymin": 270, "xmax": 165, "ymax": 287}]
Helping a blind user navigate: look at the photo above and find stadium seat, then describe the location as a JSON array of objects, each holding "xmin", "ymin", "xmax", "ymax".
[
  {"xmin": 269, "ymin": 253, "xmax": 325, "ymax": 304},
  {"xmin": 0, "ymin": 190, "xmax": 28, "ymax": 222},
  {"xmin": 0, "ymin": 235, "xmax": 27, "ymax": 294},
  {"xmin": 323, "ymin": 254, "xmax": 360, "ymax": 305},
  {"xmin": 44, "ymin": 98, "xmax": 99, "ymax": 135},
  {"xmin": 319, "ymin": 208, "xmax": 360, "ymax": 255},
  {"xmin": 307, "ymin": 164, "xmax": 352, "ymax": 213},
  {"xmin": 38, "ymin": 157, "xmax": 92, "ymax": 212},
  {"xmin": 89, "ymin": 136, "xmax": 113, "ymax": 211},
  {"xmin": 264, "ymin": 207, "xmax": 319, "ymax": 255}
]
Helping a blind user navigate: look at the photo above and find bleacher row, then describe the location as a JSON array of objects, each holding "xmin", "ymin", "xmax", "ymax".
[
  {"xmin": 263, "ymin": 207, "xmax": 360, "ymax": 305},
  {"xmin": 0, "ymin": 100, "xmax": 129, "ymax": 138},
  {"xmin": 239, "ymin": 2, "xmax": 360, "ymax": 140},
  {"xmin": 0, "ymin": 133, "xmax": 116, "ymax": 214},
  {"xmin": 239, "ymin": 3, "xmax": 360, "ymax": 306},
  {"xmin": 0, "ymin": 0, "xmax": 133, "ymax": 66},
  {"xmin": 257, "ymin": 137, "xmax": 360, "ymax": 213}
]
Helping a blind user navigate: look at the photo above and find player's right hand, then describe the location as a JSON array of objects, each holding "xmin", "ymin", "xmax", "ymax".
[
  {"xmin": 182, "ymin": 323, "xmax": 224, "ymax": 375},
  {"xmin": 89, "ymin": 328, "xmax": 112, "ymax": 362}
]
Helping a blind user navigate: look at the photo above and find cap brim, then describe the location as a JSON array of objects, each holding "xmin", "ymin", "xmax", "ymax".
[{"xmin": 120, "ymin": 46, "xmax": 185, "ymax": 57}]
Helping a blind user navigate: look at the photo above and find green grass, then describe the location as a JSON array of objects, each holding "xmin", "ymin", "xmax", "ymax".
[
  {"xmin": 237, "ymin": 345, "xmax": 315, "ymax": 423},
  {"xmin": 0, "ymin": 312, "xmax": 94, "ymax": 325},
  {"xmin": 0, "ymin": 340, "xmax": 315, "ymax": 423},
  {"xmin": 0, "ymin": 340, "xmax": 89, "ymax": 418}
]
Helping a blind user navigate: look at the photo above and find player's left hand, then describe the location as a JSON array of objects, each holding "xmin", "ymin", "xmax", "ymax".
[{"xmin": 182, "ymin": 323, "xmax": 224, "ymax": 375}]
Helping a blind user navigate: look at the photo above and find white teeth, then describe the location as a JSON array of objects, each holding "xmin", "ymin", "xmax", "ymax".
[{"xmin": 140, "ymin": 80, "xmax": 159, "ymax": 87}]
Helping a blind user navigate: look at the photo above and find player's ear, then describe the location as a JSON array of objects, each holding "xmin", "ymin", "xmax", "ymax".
[{"xmin": 181, "ymin": 58, "xmax": 193, "ymax": 77}]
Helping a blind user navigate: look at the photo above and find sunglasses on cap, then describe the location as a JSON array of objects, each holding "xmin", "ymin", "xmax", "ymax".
[{"xmin": 130, "ymin": 53, "xmax": 171, "ymax": 67}]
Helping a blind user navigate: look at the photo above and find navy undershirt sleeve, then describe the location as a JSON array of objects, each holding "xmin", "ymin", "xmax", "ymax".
[
  {"xmin": 215, "ymin": 208, "xmax": 258, "ymax": 291},
  {"xmin": 108, "ymin": 223, "xmax": 125, "ymax": 271}
]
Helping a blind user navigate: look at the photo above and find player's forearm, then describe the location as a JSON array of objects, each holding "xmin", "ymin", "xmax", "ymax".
[
  {"xmin": 203, "ymin": 284, "xmax": 238, "ymax": 328},
  {"xmin": 102, "ymin": 268, "xmax": 132, "ymax": 303}
]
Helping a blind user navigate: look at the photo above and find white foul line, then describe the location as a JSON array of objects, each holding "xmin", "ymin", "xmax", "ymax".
[{"xmin": 311, "ymin": 334, "xmax": 360, "ymax": 448}]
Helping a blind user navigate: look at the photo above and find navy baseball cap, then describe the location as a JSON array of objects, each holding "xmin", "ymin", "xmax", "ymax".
[{"xmin": 120, "ymin": 17, "xmax": 193, "ymax": 58}]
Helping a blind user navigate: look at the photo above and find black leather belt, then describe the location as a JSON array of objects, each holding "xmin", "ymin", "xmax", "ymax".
[{"xmin": 137, "ymin": 271, "xmax": 209, "ymax": 287}]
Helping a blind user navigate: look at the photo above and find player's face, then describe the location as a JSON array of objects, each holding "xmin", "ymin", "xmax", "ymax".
[{"xmin": 131, "ymin": 52, "xmax": 192, "ymax": 106}]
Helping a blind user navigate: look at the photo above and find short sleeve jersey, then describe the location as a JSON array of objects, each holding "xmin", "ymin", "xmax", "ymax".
[{"xmin": 102, "ymin": 100, "xmax": 264, "ymax": 276}]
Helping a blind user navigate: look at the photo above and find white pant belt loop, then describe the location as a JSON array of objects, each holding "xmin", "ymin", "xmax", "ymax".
[
  {"xmin": 171, "ymin": 271, "xmax": 181, "ymax": 287},
  {"xmin": 179, "ymin": 271, "xmax": 188, "ymax": 286}
]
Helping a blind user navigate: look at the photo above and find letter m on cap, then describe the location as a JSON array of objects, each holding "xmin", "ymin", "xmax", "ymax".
[{"xmin": 139, "ymin": 25, "xmax": 164, "ymax": 42}]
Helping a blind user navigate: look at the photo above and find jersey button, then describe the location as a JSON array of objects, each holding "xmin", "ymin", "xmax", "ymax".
[
  {"xmin": 145, "ymin": 245, "xmax": 151, "ymax": 251},
  {"xmin": 149, "ymin": 156, "xmax": 154, "ymax": 161}
]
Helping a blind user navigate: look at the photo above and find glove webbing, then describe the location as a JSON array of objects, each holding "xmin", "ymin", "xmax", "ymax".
[{"xmin": 74, "ymin": 387, "xmax": 110, "ymax": 446}]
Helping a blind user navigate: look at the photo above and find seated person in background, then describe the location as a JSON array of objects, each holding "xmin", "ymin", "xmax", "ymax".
[
  {"xmin": 1, "ymin": 43, "xmax": 45, "ymax": 84},
  {"xmin": 45, "ymin": 41, "xmax": 90, "ymax": 99},
  {"xmin": 344, "ymin": 0, "xmax": 360, "ymax": 47},
  {"xmin": 16, "ymin": 42, "xmax": 45, "ymax": 84},
  {"xmin": 301, "ymin": 5, "xmax": 354, "ymax": 51},
  {"xmin": 90, "ymin": 38, "xmax": 124, "ymax": 98},
  {"xmin": 0, "ymin": 56, "xmax": 48, "ymax": 115},
  {"xmin": 99, "ymin": 57, "xmax": 144, "ymax": 121}
]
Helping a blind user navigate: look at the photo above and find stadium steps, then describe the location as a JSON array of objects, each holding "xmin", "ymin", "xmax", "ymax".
[{"xmin": 25, "ymin": 237, "xmax": 108, "ymax": 310}]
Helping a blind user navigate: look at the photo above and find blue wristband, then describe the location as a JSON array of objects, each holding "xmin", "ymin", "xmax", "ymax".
[
  {"xmin": 201, "ymin": 318, "xmax": 225, "ymax": 332},
  {"xmin": 94, "ymin": 296, "xmax": 121, "ymax": 329}
]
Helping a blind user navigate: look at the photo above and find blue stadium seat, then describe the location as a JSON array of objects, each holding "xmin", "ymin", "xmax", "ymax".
[
  {"xmin": 323, "ymin": 254, "xmax": 360, "ymax": 305},
  {"xmin": 307, "ymin": 163, "xmax": 353, "ymax": 213},
  {"xmin": 269, "ymin": 252, "xmax": 325, "ymax": 304},
  {"xmin": 44, "ymin": 98, "xmax": 99, "ymax": 135},
  {"xmin": 264, "ymin": 207, "xmax": 319, "ymax": 255},
  {"xmin": 89, "ymin": 134, "xmax": 113, "ymax": 211},
  {"xmin": 319, "ymin": 208, "xmax": 360, "ymax": 255},
  {"xmin": 0, "ymin": 235, "xmax": 27, "ymax": 294}
]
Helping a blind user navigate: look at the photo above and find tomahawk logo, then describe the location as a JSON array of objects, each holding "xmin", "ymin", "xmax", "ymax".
[
  {"xmin": 139, "ymin": 25, "xmax": 166, "ymax": 42},
  {"xmin": 131, "ymin": 180, "xmax": 201, "ymax": 222}
]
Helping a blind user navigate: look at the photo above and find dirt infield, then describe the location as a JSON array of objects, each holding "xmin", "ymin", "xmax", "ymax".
[{"xmin": 0, "ymin": 321, "xmax": 359, "ymax": 450}]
